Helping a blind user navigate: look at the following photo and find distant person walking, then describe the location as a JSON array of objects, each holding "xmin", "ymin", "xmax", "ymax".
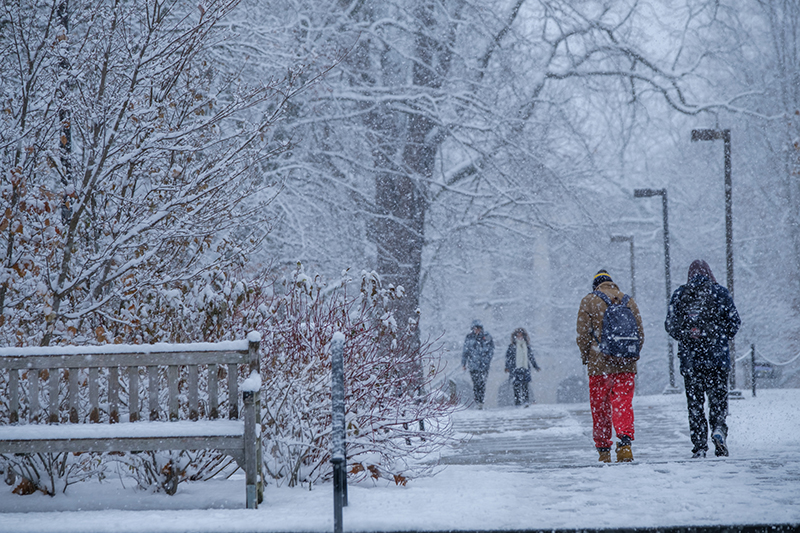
[
  {"xmin": 504, "ymin": 328, "xmax": 540, "ymax": 406},
  {"xmin": 666, "ymin": 260, "xmax": 740, "ymax": 459},
  {"xmin": 576, "ymin": 270, "xmax": 644, "ymax": 463},
  {"xmin": 462, "ymin": 320, "xmax": 494, "ymax": 409}
]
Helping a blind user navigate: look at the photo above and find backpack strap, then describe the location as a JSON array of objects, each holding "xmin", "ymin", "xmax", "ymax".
[
  {"xmin": 592, "ymin": 290, "xmax": 612, "ymax": 306},
  {"xmin": 592, "ymin": 290, "xmax": 629, "ymax": 307}
]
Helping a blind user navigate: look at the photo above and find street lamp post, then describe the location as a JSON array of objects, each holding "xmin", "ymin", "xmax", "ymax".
[
  {"xmin": 610, "ymin": 235, "xmax": 636, "ymax": 300},
  {"xmin": 691, "ymin": 128, "xmax": 740, "ymax": 397},
  {"xmin": 633, "ymin": 188, "xmax": 680, "ymax": 393},
  {"xmin": 692, "ymin": 129, "xmax": 743, "ymax": 398}
]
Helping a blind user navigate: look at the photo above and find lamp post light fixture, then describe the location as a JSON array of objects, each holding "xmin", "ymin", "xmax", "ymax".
[
  {"xmin": 610, "ymin": 235, "xmax": 636, "ymax": 300},
  {"xmin": 633, "ymin": 188, "xmax": 680, "ymax": 393},
  {"xmin": 690, "ymin": 128, "xmax": 740, "ymax": 397}
]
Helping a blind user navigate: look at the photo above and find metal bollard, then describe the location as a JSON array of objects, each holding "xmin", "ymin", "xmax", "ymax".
[
  {"xmin": 331, "ymin": 333, "xmax": 347, "ymax": 533},
  {"xmin": 751, "ymin": 343, "xmax": 756, "ymax": 398}
]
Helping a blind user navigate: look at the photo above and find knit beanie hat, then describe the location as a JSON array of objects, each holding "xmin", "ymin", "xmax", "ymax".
[
  {"xmin": 687, "ymin": 259, "xmax": 716, "ymax": 283},
  {"xmin": 592, "ymin": 269, "xmax": 613, "ymax": 289}
]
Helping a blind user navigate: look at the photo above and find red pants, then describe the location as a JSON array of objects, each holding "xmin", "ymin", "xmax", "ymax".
[{"xmin": 589, "ymin": 373, "xmax": 635, "ymax": 449}]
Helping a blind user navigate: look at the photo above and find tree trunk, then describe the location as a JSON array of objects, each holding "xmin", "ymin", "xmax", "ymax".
[{"xmin": 373, "ymin": 1, "xmax": 446, "ymax": 359}]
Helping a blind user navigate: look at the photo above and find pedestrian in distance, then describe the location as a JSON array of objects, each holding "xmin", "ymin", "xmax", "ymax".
[
  {"xmin": 665, "ymin": 259, "xmax": 740, "ymax": 459},
  {"xmin": 576, "ymin": 269, "xmax": 644, "ymax": 463},
  {"xmin": 504, "ymin": 328, "xmax": 541, "ymax": 407},
  {"xmin": 462, "ymin": 320, "xmax": 494, "ymax": 409}
]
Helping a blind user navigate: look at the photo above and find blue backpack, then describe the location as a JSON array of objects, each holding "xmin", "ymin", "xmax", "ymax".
[{"xmin": 592, "ymin": 291, "xmax": 641, "ymax": 359}]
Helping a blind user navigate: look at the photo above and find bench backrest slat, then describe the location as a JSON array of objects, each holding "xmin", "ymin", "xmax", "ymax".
[
  {"xmin": 1, "ymin": 340, "xmax": 258, "ymax": 426},
  {"xmin": 69, "ymin": 367, "xmax": 79, "ymax": 423},
  {"xmin": 9, "ymin": 369, "xmax": 19, "ymax": 423},
  {"xmin": 48, "ymin": 369, "xmax": 59, "ymax": 423},
  {"xmin": 89, "ymin": 367, "xmax": 100, "ymax": 423},
  {"xmin": 167, "ymin": 365, "xmax": 179, "ymax": 421},
  {"xmin": 109, "ymin": 366, "xmax": 120, "ymax": 424},
  {"xmin": 29, "ymin": 370, "xmax": 39, "ymax": 423},
  {"xmin": 148, "ymin": 365, "xmax": 159, "ymax": 421},
  {"xmin": 129, "ymin": 366, "xmax": 140, "ymax": 422},
  {"xmin": 208, "ymin": 363, "xmax": 219, "ymax": 420},
  {"xmin": 188, "ymin": 365, "xmax": 199, "ymax": 421},
  {"xmin": 228, "ymin": 363, "xmax": 238, "ymax": 420}
]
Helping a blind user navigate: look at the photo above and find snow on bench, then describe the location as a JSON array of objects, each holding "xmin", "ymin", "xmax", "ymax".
[{"xmin": 0, "ymin": 334, "xmax": 263, "ymax": 508}]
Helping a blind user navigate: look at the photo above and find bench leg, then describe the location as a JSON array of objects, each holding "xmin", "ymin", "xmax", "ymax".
[
  {"xmin": 243, "ymin": 390, "xmax": 258, "ymax": 509},
  {"xmin": 163, "ymin": 463, "xmax": 178, "ymax": 496},
  {"xmin": 4, "ymin": 466, "xmax": 16, "ymax": 487}
]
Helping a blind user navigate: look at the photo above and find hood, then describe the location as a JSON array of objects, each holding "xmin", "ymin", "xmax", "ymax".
[{"xmin": 688, "ymin": 259, "xmax": 716, "ymax": 284}]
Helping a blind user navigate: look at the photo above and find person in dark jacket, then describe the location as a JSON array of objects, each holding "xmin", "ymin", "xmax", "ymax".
[
  {"xmin": 462, "ymin": 320, "xmax": 494, "ymax": 409},
  {"xmin": 576, "ymin": 270, "xmax": 644, "ymax": 463},
  {"xmin": 666, "ymin": 259, "xmax": 740, "ymax": 459},
  {"xmin": 504, "ymin": 328, "xmax": 540, "ymax": 406}
]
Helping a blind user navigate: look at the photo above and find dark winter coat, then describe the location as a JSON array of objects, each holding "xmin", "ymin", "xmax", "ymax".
[
  {"xmin": 665, "ymin": 274, "xmax": 740, "ymax": 374},
  {"xmin": 505, "ymin": 341, "xmax": 539, "ymax": 383},
  {"xmin": 576, "ymin": 281, "xmax": 643, "ymax": 376},
  {"xmin": 462, "ymin": 330, "xmax": 494, "ymax": 374}
]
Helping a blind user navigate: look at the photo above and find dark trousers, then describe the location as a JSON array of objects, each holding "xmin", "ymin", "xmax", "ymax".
[
  {"xmin": 469, "ymin": 370, "xmax": 488, "ymax": 404},
  {"xmin": 511, "ymin": 368, "xmax": 531, "ymax": 405},
  {"xmin": 683, "ymin": 366, "xmax": 728, "ymax": 453},
  {"xmin": 512, "ymin": 379, "xmax": 529, "ymax": 405}
]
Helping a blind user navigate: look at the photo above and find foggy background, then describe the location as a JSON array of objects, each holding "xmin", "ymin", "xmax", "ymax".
[{"xmin": 3, "ymin": 0, "xmax": 798, "ymax": 401}]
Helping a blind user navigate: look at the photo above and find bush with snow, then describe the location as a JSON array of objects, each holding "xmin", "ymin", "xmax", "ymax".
[{"xmin": 255, "ymin": 265, "xmax": 457, "ymax": 487}]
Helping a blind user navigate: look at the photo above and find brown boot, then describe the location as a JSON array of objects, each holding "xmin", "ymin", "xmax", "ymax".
[
  {"xmin": 597, "ymin": 448, "xmax": 612, "ymax": 463},
  {"xmin": 616, "ymin": 444, "xmax": 633, "ymax": 463}
]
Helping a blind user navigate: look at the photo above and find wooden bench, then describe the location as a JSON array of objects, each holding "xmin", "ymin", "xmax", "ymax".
[{"xmin": 0, "ymin": 334, "xmax": 262, "ymax": 508}]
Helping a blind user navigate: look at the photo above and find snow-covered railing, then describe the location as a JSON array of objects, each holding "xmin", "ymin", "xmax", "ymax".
[
  {"xmin": 734, "ymin": 346, "xmax": 753, "ymax": 363},
  {"xmin": 735, "ymin": 346, "xmax": 800, "ymax": 366},
  {"xmin": 737, "ymin": 343, "xmax": 799, "ymax": 397},
  {"xmin": 0, "ymin": 333, "xmax": 263, "ymax": 508}
]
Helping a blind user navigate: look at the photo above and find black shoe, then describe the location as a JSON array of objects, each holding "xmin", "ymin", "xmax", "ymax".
[
  {"xmin": 691, "ymin": 450, "xmax": 706, "ymax": 459},
  {"xmin": 712, "ymin": 428, "xmax": 729, "ymax": 457}
]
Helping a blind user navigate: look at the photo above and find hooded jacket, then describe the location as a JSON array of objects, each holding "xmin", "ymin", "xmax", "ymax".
[
  {"xmin": 665, "ymin": 265, "xmax": 740, "ymax": 374},
  {"xmin": 462, "ymin": 328, "xmax": 494, "ymax": 373},
  {"xmin": 576, "ymin": 281, "xmax": 644, "ymax": 376}
]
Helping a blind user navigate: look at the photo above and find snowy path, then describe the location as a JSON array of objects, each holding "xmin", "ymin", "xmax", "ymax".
[
  {"xmin": 440, "ymin": 395, "xmax": 692, "ymax": 469},
  {"xmin": 1, "ymin": 390, "xmax": 799, "ymax": 532}
]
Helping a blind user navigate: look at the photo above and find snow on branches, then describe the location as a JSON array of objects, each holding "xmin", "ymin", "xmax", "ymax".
[
  {"xmin": 254, "ymin": 264, "xmax": 457, "ymax": 487},
  {"xmin": 0, "ymin": 0, "xmax": 301, "ymax": 348}
]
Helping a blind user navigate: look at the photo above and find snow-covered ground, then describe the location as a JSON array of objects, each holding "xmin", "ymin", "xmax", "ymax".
[{"xmin": 1, "ymin": 388, "xmax": 798, "ymax": 532}]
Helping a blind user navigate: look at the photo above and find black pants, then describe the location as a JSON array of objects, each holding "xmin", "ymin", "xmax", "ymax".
[
  {"xmin": 470, "ymin": 370, "xmax": 488, "ymax": 404},
  {"xmin": 512, "ymin": 379, "xmax": 529, "ymax": 405},
  {"xmin": 511, "ymin": 368, "xmax": 531, "ymax": 405},
  {"xmin": 683, "ymin": 366, "xmax": 728, "ymax": 453}
]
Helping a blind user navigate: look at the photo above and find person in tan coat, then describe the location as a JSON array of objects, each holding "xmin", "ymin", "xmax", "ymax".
[{"xmin": 576, "ymin": 270, "xmax": 644, "ymax": 463}]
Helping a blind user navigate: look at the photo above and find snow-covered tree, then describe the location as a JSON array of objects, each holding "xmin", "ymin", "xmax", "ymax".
[
  {"xmin": 219, "ymin": 0, "xmax": 754, "ymax": 395},
  {"xmin": 0, "ymin": 0, "xmax": 302, "ymax": 347}
]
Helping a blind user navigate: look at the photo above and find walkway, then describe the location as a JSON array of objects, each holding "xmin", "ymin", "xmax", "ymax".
[
  {"xmin": 439, "ymin": 394, "xmax": 690, "ymax": 470},
  {"xmin": 2, "ymin": 390, "xmax": 799, "ymax": 532}
]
